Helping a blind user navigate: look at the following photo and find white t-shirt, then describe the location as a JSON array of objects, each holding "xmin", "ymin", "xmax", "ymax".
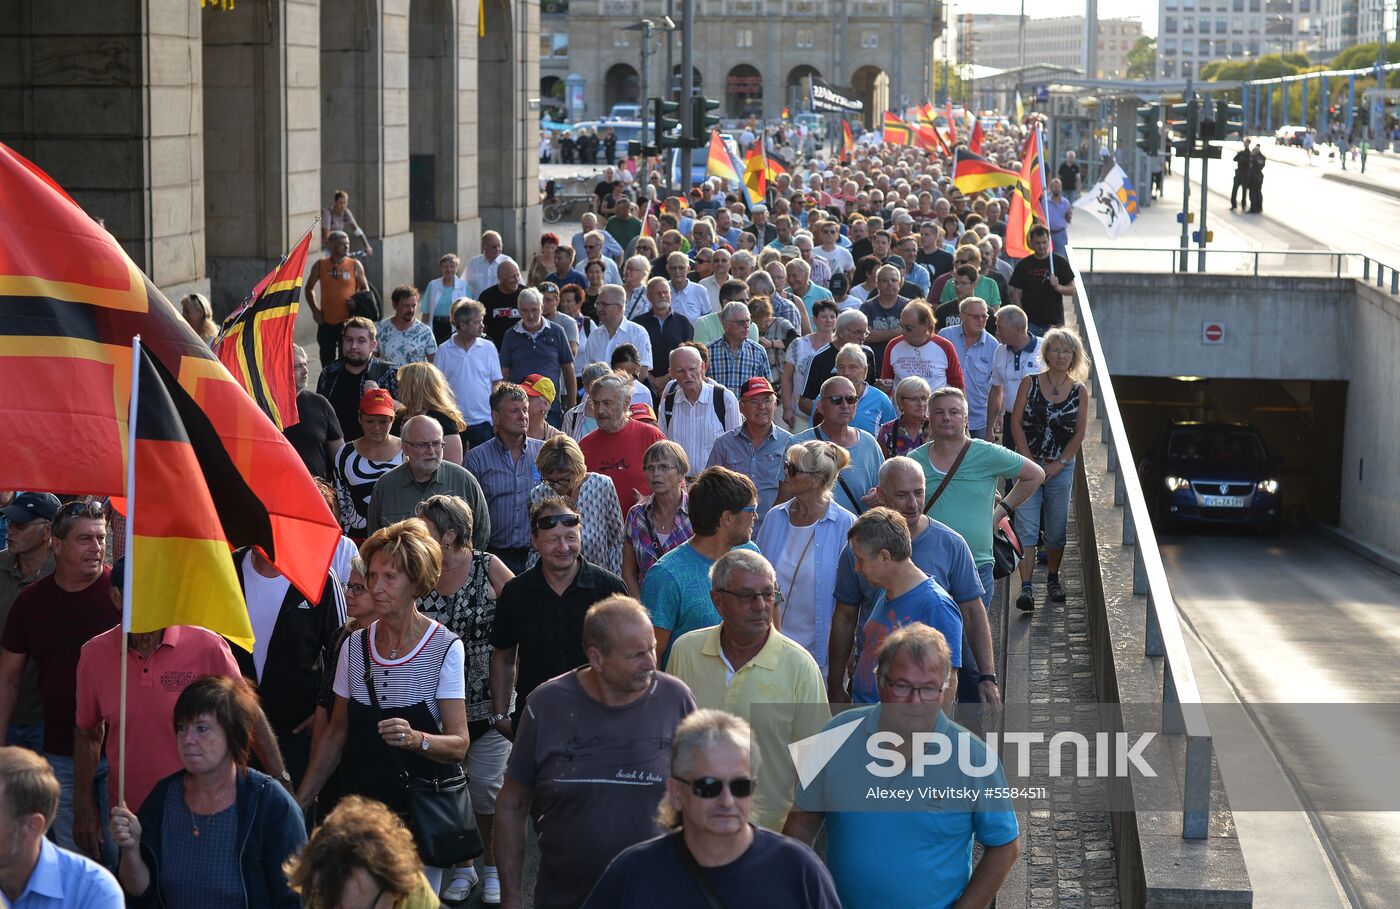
[
  {"xmin": 883, "ymin": 336, "xmax": 955, "ymax": 387},
  {"xmin": 774, "ymin": 524, "xmax": 819, "ymax": 654},
  {"xmin": 786, "ymin": 335, "xmax": 826, "ymax": 406},
  {"xmin": 240, "ymin": 561, "xmax": 291, "ymax": 682},
  {"xmin": 989, "ymin": 337, "xmax": 1046, "ymax": 413},
  {"xmin": 813, "ymin": 245, "xmax": 855, "ymax": 274},
  {"xmin": 333, "ymin": 622, "xmax": 467, "ymax": 726},
  {"xmin": 434, "ymin": 336, "xmax": 503, "ymax": 425}
]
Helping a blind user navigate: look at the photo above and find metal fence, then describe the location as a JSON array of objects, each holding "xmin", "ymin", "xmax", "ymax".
[
  {"xmin": 1074, "ymin": 245, "xmax": 1400, "ymax": 294},
  {"xmin": 1069, "ymin": 247, "xmax": 1214, "ymax": 840}
]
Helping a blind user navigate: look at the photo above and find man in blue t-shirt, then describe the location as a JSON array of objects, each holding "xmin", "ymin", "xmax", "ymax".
[
  {"xmin": 839, "ymin": 507, "xmax": 962, "ymax": 704},
  {"xmin": 831, "ymin": 457, "xmax": 998, "ymax": 708},
  {"xmin": 641, "ymin": 467, "xmax": 760, "ymax": 668},
  {"xmin": 784, "ymin": 622, "xmax": 1020, "ymax": 909}
]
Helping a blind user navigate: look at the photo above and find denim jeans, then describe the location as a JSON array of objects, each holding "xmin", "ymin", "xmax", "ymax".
[
  {"xmin": 465, "ymin": 421, "xmax": 495, "ymax": 449},
  {"xmin": 1014, "ymin": 458, "xmax": 1075, "ymax": 553},
  {"xmin": 45, "ymin": 753, "xmax": 116, "ymax": 868},
  {"xmin": 956, "ymin": 561, "xmax": 998, "ymax": 704},
  {"xmin": 7, "ymin": 722, "xmax": 43, "ymax": 753}
]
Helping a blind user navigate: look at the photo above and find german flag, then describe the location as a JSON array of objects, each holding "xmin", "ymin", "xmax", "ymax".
[
  {"xmin": 883, "ymin": 112, "xmax": 913, "ymax": 146},
  {"xmin": 1005, "ymin": 125, "xmax": 1048, "ymax": 258},
  {"xmin": 706, "ymin": 130, "xmax": 741, "ymax": 184},
  {"xmin": 765, "ymin": 148, "xmax": 791, "ymax": 179},
  {"xmin": 0, "ymin": 142, "xmax": 340, "ymax": 603},
  {"xmin": 125, "ymin": 340, "xmax": 259, "ymax": 650},
  {"xmin": 743, "ymin": 144, "xmax": 769, "ymax": 202},
  {"xmin": 952, "ymin": 147, "xmax": 1024, "ymax": 196},
  {"xmin": 214, "ymin": 228, "xmax": 313, "ymax": 430}
]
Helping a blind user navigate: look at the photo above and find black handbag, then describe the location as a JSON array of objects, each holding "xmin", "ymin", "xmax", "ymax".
[
  {"xmin": 361, "ymin": 632, "xmax": 483, "ymax": 867},
  {"xmin": 991, "ymin": 512, "xmax": 1023, "ymax": 579}
]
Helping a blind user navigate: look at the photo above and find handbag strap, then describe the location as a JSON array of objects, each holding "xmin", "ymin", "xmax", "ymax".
[
  {"xmin": 815, "ymin": 425, "xmax": 865, "ymax": 515},
  {"xmin": 672, "ymin": 833, "xmax": 727, "ymax": 909},
  {"xmin": 361, "ymin": 630, "xmax": 414, "ymax": 782},
  {"xmin": 924, "ymin": 439, "xmax": 972, "ymax": 515}
]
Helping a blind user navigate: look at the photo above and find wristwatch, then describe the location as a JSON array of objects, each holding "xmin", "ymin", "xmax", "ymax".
[
  {"xmin": 278, "ymin": 769, "xmax": 292, "ymax": 783},
  {"xmin": 490, "ymin": 712, "xmax": 511, "ymax": 726},
  {"xmin": 978, "ymin": 673, "xmax": 998, "ymax": 685},
  {"xmin": 419, "ymin": 733, "xmax": 431, "ymax": 752}
]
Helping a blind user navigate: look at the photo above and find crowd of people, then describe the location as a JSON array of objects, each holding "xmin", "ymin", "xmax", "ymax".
[{"xmin": 0, "ymin": 120, "xmax": 1102, "ymax": 908}]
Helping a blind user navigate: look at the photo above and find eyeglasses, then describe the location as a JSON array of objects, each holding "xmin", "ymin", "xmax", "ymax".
[
  {"xmin": 404, "ymin": 440, "xmax": 445, "ymax": 451},
  {"xmin": 725, "ymin": 317, "xmax": 752, "ymax": 326},
  {"xmin": 899, "ymin": 395, "xmax": 931, "ymax": 405},
  {"xmin": 538, "ymin": 283, "xmax": 559, "ymax": 293},
  {"xmin": 824, "ymin": 395, "xmax": 859, "ymax": 406},
  {"xmin": 532, "ymin": 513, "xmax": 581, "ymax": 532},
  {"xmin": 882, "ymin": 678, "xmax": 948, "ymax": 701},
  {"xmin": 673, "ymin": 776, "xmax": 756, "ymax": 799},
  {"xmin": 343, "ymin": 582, "xmax": 368, "ymax": 597},
  {"xmin": 542, "ymin": 474, "xmax": 577, "ymax": 489}
]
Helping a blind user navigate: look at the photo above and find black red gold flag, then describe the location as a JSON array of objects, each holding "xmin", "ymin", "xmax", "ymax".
[
  {"xmin": 952, "ymin": 147, "xmax": 1024, "ymax": 196},
  {"xmin": 0, "ymin": 141, "xmax": 340, "ymax": 602},
  {"xmin": 215, "ymin": 228, "xmax": 313, "ymax": 430},
  {"xmin": 1006, "ymin": 125, "xmax": 1048, "ymax": 258}
]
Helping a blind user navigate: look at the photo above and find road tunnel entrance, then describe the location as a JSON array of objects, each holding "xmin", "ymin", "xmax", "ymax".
[{"xmin": 1112, "ymin": 376, "xmax": 1346, "ymax": 530}]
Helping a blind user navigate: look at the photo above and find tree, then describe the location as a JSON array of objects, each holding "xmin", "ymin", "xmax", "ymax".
[
  {"xmin": 1126, "ymin": 36, "xmax": 1156, "ymax": 81},
  {"xmin": 1331, "ymin": 41, "xmax": 1400, "ymax": 72}
]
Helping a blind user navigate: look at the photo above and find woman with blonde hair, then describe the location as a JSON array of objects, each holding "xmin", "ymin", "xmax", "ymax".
[
  {"xmin": 394, "ymin": 362, "xmax": 466, "ymax": 463},
  {"xmin": 1010, "ymin": 327, "xmax": 1090, "ymax": 611},
  {"xmin": 528, "ymin": 435, "xmax": 624, "ymax": 574},
  {"xmin": 755, "ymin": 440, "xmax": 857, "ymax": 676},
  {"xmin": 621, "ymin": 440, "xmax": 693, "ymax": 597},
  {"xmin": 285, "ymin": 795, "xmax": 439, "ymax": 908},
  {"xmin": 877, "ymin": 375, "xmax": 932, "ymax": 458},
  {"xmin": 180, "ymin": 292, "xmax": 218, "ymax": 345}
]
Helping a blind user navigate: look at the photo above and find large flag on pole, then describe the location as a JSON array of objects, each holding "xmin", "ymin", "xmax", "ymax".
[
  {"xmin": 1073, "ymin": 164, "xmax": 1139, "ymax": 239},
  {"xmin": 969, "ymin": 119, "xmax": 985, "ymax": 155},
  {"xmin": 945, "ymin": 101, "xmax": 958, "ymax": 144},
  {"xmin": 0, "ymin": 141, "xmax": 340, "ymax": 602},
  {"xmin": 952, "ymin": 147, "xmax": 1022, "ymax": 195},
  {"xmin": 743, "ymin": 144, "xmax": 769, "ymax": 202},
  {"xmin": 883, "ymin": 112, "xmax": 914, "ymax": 146},
  {"xmin": 1005, "ymin": 125, "xmax": 1048, "ymax": 258},
  {"xmin": 123, "ymin": 337, "xmax": 257, "ymax": 651},
  {"xmin": 213, "ymin": 227, "xmax": 313, "ymax": 430}
]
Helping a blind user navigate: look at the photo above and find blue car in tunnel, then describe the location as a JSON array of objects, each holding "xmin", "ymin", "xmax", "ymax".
[{"xmin": 1139, "ymin": 421, "xmax": 1284, "ymax": 534}]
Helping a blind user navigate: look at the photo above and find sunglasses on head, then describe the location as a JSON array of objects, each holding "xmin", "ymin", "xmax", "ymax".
[
  {"xmin": 673, "ymin": 776, "xmax": 756, "ymax": 799},
  {"xmin": 532, "ymin": 513, "xmax": 581, "ymax": 532}
]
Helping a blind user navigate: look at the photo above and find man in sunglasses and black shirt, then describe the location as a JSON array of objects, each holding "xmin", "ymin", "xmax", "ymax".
[{"xmin": 488, "ymin": 496, "xmax": 626, "ymax": 739}]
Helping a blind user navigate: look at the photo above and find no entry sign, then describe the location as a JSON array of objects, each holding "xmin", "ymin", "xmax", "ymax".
[{"xmin": 1202, "ymin": 322, "xmax": 1225, "ymax": 344}]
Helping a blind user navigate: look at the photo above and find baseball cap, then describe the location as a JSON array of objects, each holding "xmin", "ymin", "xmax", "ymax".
[
  {"xmin": 629, "ymin": 402, "xmax": 657, "ymax": 424},
  {"xmin": 884, "ymin": 255, "xmax": 907, "ymax": 270},
  {"xmin": 740, "ymin": 376, "xmax": 775, "ymax": 399},
  {"xmin": 829, "ymin": 272, "xmax": 849, "ymax": 295},
  {"xmin": 521, "ymin": 374, "xmax": 557, "ymax": 405},
  {"xmin": 358, "ymin": 388, "xmax": 397, "ymax": 417},
  {"xmin": 0, "ymin": 492, "xmax": 61, "ymax": 525}
]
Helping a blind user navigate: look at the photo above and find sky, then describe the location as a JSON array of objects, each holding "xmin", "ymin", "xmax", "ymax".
[{"xmin": 952, "ymin": 0, "xmax": 1160, "ymax": 37}]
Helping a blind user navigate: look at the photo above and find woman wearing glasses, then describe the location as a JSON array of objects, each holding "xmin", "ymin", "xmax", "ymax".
[
  {"xmin": 755, "ymin": 441, "xmax": 857, "ymax": 677},
  {"xmin": 414, "ymin": 495, "xmax": 515, "ymax": 903},
  {"xmin": 877, "ymin": 376, "xmax": 933, "ymax": 459},
  {"xmin": 621, "ymin": 440, "xmax": 693, "ymax": 598},
  {"xmin": 581, "ymin": 710, "xmax": 840, "ymax": 908},
  {"xmin": 527, "ymin": 435, "xmax": 624, "ymax": 575}
]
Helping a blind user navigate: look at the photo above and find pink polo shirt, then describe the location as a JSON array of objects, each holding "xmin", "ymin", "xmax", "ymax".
[{"xmin": 75, "ymin": 625, "xmax": 242, "ymax": 812}]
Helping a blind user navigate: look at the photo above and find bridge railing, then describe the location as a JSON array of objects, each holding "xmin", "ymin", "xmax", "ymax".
[
  {"xmin": 1074, "ymin": 245, "xmax": 1400, "ymax": 294},
  {"xmin": 1069, "ymin": 248, "xmax": 1214, "ymax": 839}
]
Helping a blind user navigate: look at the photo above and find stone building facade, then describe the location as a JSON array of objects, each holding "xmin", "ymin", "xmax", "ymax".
[
  {"xmin": 0, "ymin": 0, "xmax": 542, "ymax": 313},
  {"xmin": 544, "ymin": 0, "xmax": 944, "ymax": 127}
]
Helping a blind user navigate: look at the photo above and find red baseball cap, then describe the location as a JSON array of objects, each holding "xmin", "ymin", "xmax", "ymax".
[
  {"xmin": 740, "ymin": 376, "xmax": 775, "ymax": 399},
  {"xmin": 359, "ymin": 388, "xmax": 396, "ymax": 417},
  {"xmin": 629, "ymin": 402, "xmax": 657, "ymax": 424}
]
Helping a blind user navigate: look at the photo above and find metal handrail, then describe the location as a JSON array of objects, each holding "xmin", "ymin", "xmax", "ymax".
[
  {"xmin": 1074, "ymin": 246, "xmax": 1400, "ymax": 293},
  {"xmin": 1069, "ymin": 245, "xmax": 1214, "ymax": 840}
]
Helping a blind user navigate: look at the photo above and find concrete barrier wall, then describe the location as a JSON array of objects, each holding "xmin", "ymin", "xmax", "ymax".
[
  {"xmin": 1085, "ymin": 274, "xmax": 1352, "ymax": 382},
  {"xmin": 1341, "ymin": 283, "xmax": 1400, "ymax": 557}
]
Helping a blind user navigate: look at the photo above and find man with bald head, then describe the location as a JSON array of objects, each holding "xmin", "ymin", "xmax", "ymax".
[
  {"xmin": 658, "ymin": 345, "xmax": 741, "ymax": 473},
  {"xmin": 366, "ymin": 414, "xmax": 491, "ymax": 547},
  {"xmin": 579, "ymin": 284, "xmax": 653, "ymax": 372},
  {"xmin": 467, "ymin": 230, "xmax": 517, "ymax": 298},
  {"xmin": 481, "ymin": 258, "xmax": 524, "ymax": 345},
  {"xmin": 634, "ymin": 276, "xmax": 693, "ymax": 394}
]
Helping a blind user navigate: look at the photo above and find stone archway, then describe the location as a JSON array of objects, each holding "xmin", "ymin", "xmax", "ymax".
[
  {"xmin": 603, "ymin": 64, "xmax": 639, "ymax": 113},
  {"xmin": 851, "ymin": 65, "xmax": 889, "ymax": 129},
  {"xmin": 786, "ymin": 65, "xmax": 821, "ymax": 112},
  {"xmin": 725, "ymin": 64, "xmax": 763, "ymax": 118}
]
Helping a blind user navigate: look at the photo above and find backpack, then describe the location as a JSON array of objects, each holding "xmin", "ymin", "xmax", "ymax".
[
  {"xmin": 663, "ymin": 382, "xmax": 728, "ymax": 430},
  {"xmin": 349, "ymin": 288, "xmax": 382, "ymax": 322}
]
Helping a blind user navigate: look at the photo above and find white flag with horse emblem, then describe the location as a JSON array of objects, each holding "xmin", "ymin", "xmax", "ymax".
[{"xmin": 1073, "ymin": 164, "xmax": 1139, "ymax": 240}]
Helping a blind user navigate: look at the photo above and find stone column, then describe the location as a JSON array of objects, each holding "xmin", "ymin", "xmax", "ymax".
[{"xmin": 476, "ymin": 0, "xmax": 541, "ymax": 260}]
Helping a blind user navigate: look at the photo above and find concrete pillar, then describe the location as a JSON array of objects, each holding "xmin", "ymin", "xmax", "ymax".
[
  {"xmin": 1301, "ymin": 77, "xmax": 1308, "ymax": 130},
  {"xmin": 0, "ymin": 0, "xmax": 207, "ymax": 302},
  {"xmin": 321, "ymin": 0, "xmax": 415, "ymax": 297},
  {"xmin": 203, "ymin": 0, "xmax": 322, "ymax": 314},
  {"xmin": 476, "ymin": 0, "xmax": 541, "ymax": 260},
  {"xmin": 408, "ymin": 0, "xmax": 481, "ymax": 287}
]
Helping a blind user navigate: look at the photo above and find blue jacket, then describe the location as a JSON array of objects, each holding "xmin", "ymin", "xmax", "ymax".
[{"xmin": 131, "ymin": 768, "xmax": 306, "ymax": 908}]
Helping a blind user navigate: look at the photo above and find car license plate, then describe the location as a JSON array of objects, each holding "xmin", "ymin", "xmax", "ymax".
[{"xmin": 1202, "ymin": 495, "xmax": 1247, "ymax": 508}]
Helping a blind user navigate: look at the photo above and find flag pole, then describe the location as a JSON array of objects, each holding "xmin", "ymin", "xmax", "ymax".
[{"xmin": 118, "ymin": 335, "xmax": 141, "ymax": 809}]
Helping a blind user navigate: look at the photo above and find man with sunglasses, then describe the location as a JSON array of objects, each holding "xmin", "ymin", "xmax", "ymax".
[
  {"xmin": 496, "ymin": 595, "xmax": 689, "ymax": 909},
  {"xmin": 785, "ymin": 622, "xmax": 1020, "ymax": 909},
  {"xmin": 582, "ymin": 711, "xmax": 840, "ymax": 908},
  {"xmin": 0, "ymin": 500, "xmax": 118, "ymax": 857},
  {"xmin": 367, "ymin": 415, "xmax": 491, "ymax": 548},
  {"xmin": 665, "ymin": 550, "xmax": 829, "ymax": 832},
  {"xmin": 0, "ymin": 493, "xmax": 58, "ymax": 754},
  {"xmin": 782, "ymin": 376, "xmax": 883, "ymax": 517}
]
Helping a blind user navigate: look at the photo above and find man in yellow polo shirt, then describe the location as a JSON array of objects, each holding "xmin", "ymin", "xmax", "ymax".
[{"xmin": 666, "ymin": 549, "xmax": 829, "ymax": 831}]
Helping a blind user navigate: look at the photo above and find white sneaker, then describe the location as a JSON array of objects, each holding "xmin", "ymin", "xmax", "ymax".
[
  {"xmin": 441, "ymin": 867, "xmax": 479, "ymax": 903},
  {"xmin": 482, "ymin": 867, "xmax": 502, "ymax": 905}
]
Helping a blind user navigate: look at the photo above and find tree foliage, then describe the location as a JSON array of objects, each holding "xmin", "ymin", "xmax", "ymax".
[
  {"xmin": 1330, "ymin": 42, "xmax": 1400, "ymax": 72},
  {"xmin": 1126, "ymin": 36, "xmax": 1156, "ymax": 81}
]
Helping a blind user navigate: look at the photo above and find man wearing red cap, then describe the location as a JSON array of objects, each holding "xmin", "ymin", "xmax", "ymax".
[{"xmin": 706, "ymin": 377, "xmax": 792, "ymax": 524}]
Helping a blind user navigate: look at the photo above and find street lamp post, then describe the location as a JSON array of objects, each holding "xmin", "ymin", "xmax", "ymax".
[{"xmin": 624, "ymin": 16, "xmax": 676, "ymax": 192}]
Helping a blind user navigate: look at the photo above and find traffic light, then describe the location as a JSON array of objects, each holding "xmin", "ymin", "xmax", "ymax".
[
  {"xmin": 1215, "ymin": 100, "xmax": 1244, "ymax": 140},
  {"xmin": 689, "ymin": 96, "xmax": 721, "ymax": 146},
  {"xmin": 1198, "ymin": 100, "xmax": 1217, "ymax": 141},
  {"xmin": 1136, "ymin": 105, "xmax": 1161, "ymax": 154},
  {"xmin": 1167, "ymin": 99, "xmax": 1198, "ymax": 143},
  {"xmin": 651, "ymin": 97, "xmax": 681, "ymax": 148}
]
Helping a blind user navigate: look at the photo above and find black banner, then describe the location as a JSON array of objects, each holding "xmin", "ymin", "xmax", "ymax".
[{"xmin": 810, "ymin": 78, "xmax": 864, "ymax": 115}]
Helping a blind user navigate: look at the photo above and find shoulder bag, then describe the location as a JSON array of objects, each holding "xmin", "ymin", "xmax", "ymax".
[
  {"xmin": 361, "ymin": 631, "xmax": 483, "ymax": 867},
  {"xmin": 672, "ymin": 832, "xmax": 727, "ymax": 909}
]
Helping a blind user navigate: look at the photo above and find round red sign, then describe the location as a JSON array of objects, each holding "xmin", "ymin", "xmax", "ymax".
[{"xmin": 1204, "ymin": 323, "xmax": 1223, "ymax": 342}]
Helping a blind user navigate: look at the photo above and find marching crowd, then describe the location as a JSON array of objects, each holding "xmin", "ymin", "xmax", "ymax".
[{"xmin": 0, "ymin": 122, "xmax": 1096, "ymax": 908}]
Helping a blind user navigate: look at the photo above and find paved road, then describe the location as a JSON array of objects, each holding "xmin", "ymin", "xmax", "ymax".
[{"xmin": 1161, "ymin": 530, "xmax": 1400, "ymax": 909}]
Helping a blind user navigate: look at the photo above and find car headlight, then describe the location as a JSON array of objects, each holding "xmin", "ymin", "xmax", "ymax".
[
  {"xmin": 1165, "ymin": 476, "xmax": 1191, "ymax": 492},
  {"xmin": 1256, "ymin": 479, "xmax": 1279, "ymax": 495}
]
